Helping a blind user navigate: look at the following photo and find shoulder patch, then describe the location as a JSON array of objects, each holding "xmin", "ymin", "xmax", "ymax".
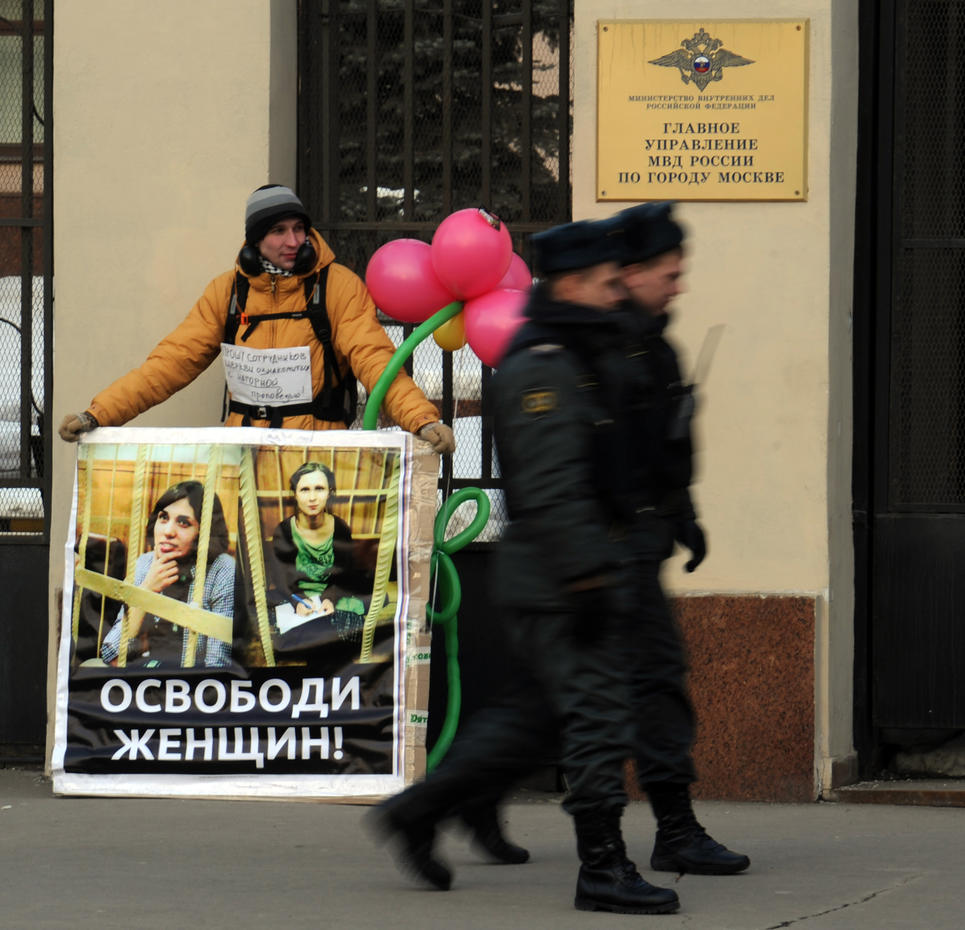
[{"xmin": 521, "ymin": 389, "xmax": 558, "ymax": 415}]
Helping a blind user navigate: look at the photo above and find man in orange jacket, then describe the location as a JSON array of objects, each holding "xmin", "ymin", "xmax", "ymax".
[{"xmin": 59, "ymin": 185, "xmax": 455, "ymax": 453}]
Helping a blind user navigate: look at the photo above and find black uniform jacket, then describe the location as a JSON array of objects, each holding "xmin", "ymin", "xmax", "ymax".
[
  {"xmin": 492, "ymin": 285, "xmax": 643, "ymax": 611},
  {"xmin": 622, "ymin": 302, "xmax": 699, "ymax": 556},
  {"xmin": 490, "ymin": 288, "xmax": 701, "ymax": 611}
]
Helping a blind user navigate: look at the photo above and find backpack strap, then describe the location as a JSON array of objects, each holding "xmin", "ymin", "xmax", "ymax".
[
  {"xmin": 301, "ymin": 268, "xmax": 359, "ymax": 426},
  {"xmin": 224, "ymin": 273, "xmax": 251, "ymax": 346},
  {"xmin": 229, "ymin": 270, "xmax": 322, "ymax": 342}
]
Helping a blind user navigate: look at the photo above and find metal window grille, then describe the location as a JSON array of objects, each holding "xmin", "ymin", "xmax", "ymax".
[
  {"xmin": 0, "ymin": 0, "xmax": 51, "ymax": 540},
  {"xmin": 297, "ymin": 0, "xmax": 573, "ymax": 539},
  {"xmin": 889, "ymin": 0, "xmax": 965, "ymax": 508}
]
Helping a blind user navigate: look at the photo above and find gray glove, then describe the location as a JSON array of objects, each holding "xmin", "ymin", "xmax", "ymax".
[
  {"xmin": 58, "ymin": 411, "xmax": 98, "ymax": 442},
  {"xmin": 418, "ymin": 421, "xmax": 456, "ymax": 454}
]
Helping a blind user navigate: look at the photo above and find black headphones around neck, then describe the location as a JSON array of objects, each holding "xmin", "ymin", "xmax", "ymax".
[{"xmin": 237, "ymin": 239, "xmax": 317, "ymax": 277}]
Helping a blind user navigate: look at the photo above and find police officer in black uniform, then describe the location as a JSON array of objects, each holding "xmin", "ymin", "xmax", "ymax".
[
  {"xmin": 371, "ymin": 218, "xmax": 680, "ymax": 915},
  {"xmin": 611, "ymin": 202, "xmax": 749, "ymax": 876}
]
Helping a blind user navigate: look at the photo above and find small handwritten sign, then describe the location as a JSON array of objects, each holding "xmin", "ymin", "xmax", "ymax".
[{"xmin": 221, "ymin": 343, "xmax": 313, "ymax": 406}]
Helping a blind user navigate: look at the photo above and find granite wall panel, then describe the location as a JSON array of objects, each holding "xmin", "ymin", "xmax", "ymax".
[{"xmin": 628, "ymin": 594, "xmax": 816, "ymax": 803}]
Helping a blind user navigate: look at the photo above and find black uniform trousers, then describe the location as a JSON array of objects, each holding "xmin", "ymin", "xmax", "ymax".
[
  {"xmin": 626, "ymin": 559, "xmax": 697, "ymax": 787},
  {"xmin": 395, "ymin": 601, "xmax": 630, "ymax": 824}
]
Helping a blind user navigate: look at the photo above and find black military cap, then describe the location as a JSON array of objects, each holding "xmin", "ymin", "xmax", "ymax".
[
  {"xmin": 529, "ymin": 219, "xmax": 623, "ymax": 276},
  {"xmin": 612, "ymin": 202, "xmax": 685, "ymax": 264}
]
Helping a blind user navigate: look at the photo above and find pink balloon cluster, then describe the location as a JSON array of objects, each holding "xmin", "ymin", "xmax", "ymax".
[{"xmin": 365, "ymin": 208, "xmax": 531, "ymax": 368}]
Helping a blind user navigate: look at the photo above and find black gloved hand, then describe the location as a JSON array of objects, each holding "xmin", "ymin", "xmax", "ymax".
[{"xmin": 674, "ymin": 520, "xmax": 706, "ymax": 573}]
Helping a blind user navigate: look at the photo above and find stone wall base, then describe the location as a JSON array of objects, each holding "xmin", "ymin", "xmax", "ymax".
[{"xmin": 627, "ymin": 594, "xmax": 816, "ymax": 803}]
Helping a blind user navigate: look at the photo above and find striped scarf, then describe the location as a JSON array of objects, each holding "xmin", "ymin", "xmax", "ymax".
[{"xmin": 260, "ymin": 256, "xmax": 294, "ymax": 277}]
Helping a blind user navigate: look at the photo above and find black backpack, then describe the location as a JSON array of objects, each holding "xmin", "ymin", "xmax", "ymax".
[{"xmin": 222, "ymin": 266, "xmax": 358, "ymax": 428}]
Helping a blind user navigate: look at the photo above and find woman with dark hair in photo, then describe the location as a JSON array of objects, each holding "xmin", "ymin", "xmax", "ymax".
[
  {"xmin": 267, "ymin": 461, "xmax": 368, "ymax": 642},
  {"xmin": 101, "ymin": 480, "xmax": 236, "ymax": 668}
]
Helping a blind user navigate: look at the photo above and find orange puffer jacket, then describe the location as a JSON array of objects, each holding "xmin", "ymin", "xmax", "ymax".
[{"xmin": 87, "ymin": 229, "xmax": 440, "ymax": 434}]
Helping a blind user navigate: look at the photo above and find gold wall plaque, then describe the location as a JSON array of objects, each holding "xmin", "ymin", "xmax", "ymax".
[{"xmin": 597, "ymin": 20, "xmax": 809, "ymax": 202}]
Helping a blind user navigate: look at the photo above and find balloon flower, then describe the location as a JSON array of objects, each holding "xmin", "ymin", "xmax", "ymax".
[
  {"xmin": 361, "ymin": 209, "xmax": 532, "ymax": 769},
  {"xmin": 365, "ymin": 207, "xmax": 530, "ymax": 370}
]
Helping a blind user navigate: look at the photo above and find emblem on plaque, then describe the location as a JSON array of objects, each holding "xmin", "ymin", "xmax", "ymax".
[{"xmin": 649, "ymin": 28, "xmax": 754, "ymax": 92}]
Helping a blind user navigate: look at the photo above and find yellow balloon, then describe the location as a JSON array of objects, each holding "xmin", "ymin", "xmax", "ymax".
[{"xmin": 433, "ymin": 312, "xmax": 468, "ymax": 351}]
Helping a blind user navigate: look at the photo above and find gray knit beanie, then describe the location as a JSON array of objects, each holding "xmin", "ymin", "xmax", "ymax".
[{"xmin": 244, "ymin": 184, "xmax": 312, "ymax": 245}]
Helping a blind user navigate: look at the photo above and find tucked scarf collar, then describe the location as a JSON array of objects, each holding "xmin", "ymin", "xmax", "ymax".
[{"xmin": 260, "ymin": 256, "xmax": 294, "ymax": 277}]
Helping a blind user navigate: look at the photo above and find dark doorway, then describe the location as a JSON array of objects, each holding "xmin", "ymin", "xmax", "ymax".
[
  {"xmin": 0, "ymin": 0, "xmax": 53, "ymax": 762},
  {"xmin": 855, "ymin": 0, "xmax": 965, "ymax": 774}
]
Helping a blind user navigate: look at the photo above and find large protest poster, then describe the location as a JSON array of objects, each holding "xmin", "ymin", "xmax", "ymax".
[{"xmin": 52, "ymin": 427, "xmax": 437, "ymax": 799}]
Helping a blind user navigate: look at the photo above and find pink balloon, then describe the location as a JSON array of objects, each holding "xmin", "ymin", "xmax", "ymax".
[
  {"xmin": 431, "ymin": 208, "xmax": 513, "ymax": 300},
  {"xmin": 497, "ymin": 253, "xmax": 533, "ymax": 292},
  {"xmin": 464, "ymin": 288, "xmax": 529, "ymax": 369},
  {"xmin": 365, "ymin": 238, "xmax": 457, "ymax": 323}
]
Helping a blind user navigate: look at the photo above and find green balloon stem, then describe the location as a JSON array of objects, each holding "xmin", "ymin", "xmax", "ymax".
[
  {"xmin": 360, "ymin": 300, "xmax": 486, "ymax": 774},
  {"xmin": 425, "ymin": 489, "xmax": 491, "ymax": 772},
  {"xmin": 362, "ymin": 301, "xmax": 463, "ymax": 430},
  {"xmin": 427, "ymin": 613, "xmax": 462, "ymax": 772}
]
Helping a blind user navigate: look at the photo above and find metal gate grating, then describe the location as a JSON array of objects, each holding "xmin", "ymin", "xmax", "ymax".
[
  {"xmin": 889, "ymin": 0, "xmax": 965, "ymax": 508},
  {"xmin": 0, "ymin": 0, "xmax": 51, "ymax": 540},
  {"xmin": 298, "ymin": 0, "xmax": 573, "ymax": 537}
]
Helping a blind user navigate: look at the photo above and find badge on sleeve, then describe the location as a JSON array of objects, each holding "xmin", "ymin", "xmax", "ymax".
[{"xmin": 521, "ymin": 389, "xmax": 558, "ymax": 415}]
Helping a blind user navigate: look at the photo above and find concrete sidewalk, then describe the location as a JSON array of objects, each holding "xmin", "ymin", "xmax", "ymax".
[{"xmin": 2, "ymin": 765, "xmax": 963, "ymax": 929}]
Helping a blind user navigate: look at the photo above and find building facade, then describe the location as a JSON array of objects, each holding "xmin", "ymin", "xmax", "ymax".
[{"xmin": 41, "ymin": 1, "xmax": 962, "ymax": 800}]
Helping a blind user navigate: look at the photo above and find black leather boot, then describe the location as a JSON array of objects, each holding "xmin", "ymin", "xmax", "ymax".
[
  {"xmin": 368, "ymin": 790, "xmax": 452, "ymax": 890},
  {"xmin": 646, "ymin": 782, "xmax": 750, "ymax": 875},
  {"xmin": 459, "ymin": 803, "xmax": 530, "ymax": 864},
  {"xmin": 573, "ymin": 810, "xmax": 680, "ymax": 914}
]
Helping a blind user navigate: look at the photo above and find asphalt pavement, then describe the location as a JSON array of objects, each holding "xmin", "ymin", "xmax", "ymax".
[{"xmin": 2, "ymin": 765, "xmax": 963, "ymax": 930}]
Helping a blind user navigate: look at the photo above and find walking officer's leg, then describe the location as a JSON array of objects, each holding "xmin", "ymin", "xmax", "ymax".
[
  {"xmin": 523, "ymin": 606, "xmax": 679, "ymax": 914},
  {"xmin": 370, "ymin": 666, "xmax": 553, "ymax": 888},
  {"xmin": 629, "ymin": 562, "xmax": 749, "ymax": 875},
  {"xmin": 628, "ymin": 560, "xmax": 697, "ymax": 786}
]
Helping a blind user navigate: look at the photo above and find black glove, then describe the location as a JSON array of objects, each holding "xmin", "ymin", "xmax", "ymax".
[{"xmin": 674, "ymin": 520, "xmax": 706, "ymax": 573}]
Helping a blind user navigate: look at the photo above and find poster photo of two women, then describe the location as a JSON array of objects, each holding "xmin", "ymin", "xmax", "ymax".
[{"xmin": 53, "ymin": 427, "xmax": 432, "ymax": 799}]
